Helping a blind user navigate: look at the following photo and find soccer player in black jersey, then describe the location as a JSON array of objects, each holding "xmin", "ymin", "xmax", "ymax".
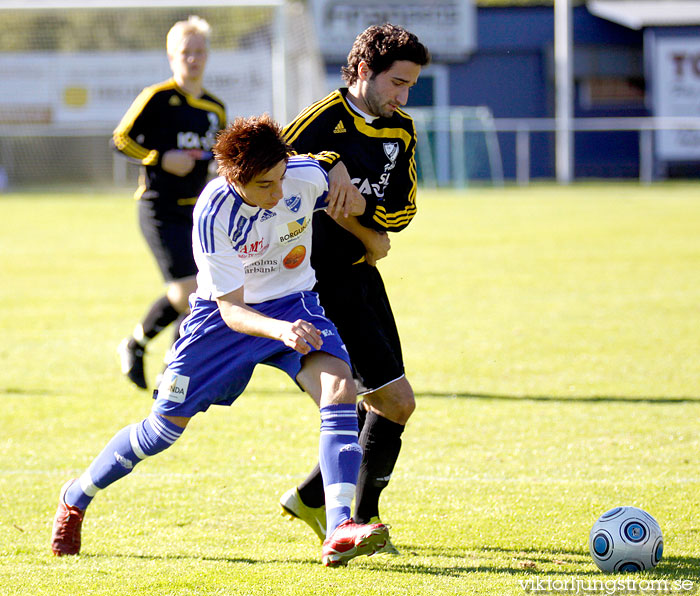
[
  {"xmin": 279, "ymin": 24, "xmax": 430, "ymax": 552},
  {"xmin": 113, "ymin": 16, "xmax": 226, "ymax": 389}
]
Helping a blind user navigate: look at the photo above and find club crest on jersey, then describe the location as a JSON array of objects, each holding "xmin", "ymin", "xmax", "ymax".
[
  {"xmin": 284, "ymin": 194, "xmax": 302, "ymax": 213},
  {"xmin": 277, "ymin": 216, "xmax": 310, "ymax": 244},
  {"xmin": 383, "ymin": 142, "xmax": 399, "ymax": 164}
]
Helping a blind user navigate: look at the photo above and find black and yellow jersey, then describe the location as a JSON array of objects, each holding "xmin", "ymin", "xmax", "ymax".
[
  {"xmin": 283, "ymin": 88, "xmax": 418, "ymax": 270},
  {"xmin": 113, "ymin": 78, "xmax": 226, "ymax": 205}
]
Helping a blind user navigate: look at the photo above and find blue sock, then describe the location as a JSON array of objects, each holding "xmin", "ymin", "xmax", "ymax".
[
  {"xmin": 65, "ymin": 413, "xmax": 184, "ymax": 510},
  {"xmin": 318, "ymin": 403, "xmax": 362, "ymax": 535}
]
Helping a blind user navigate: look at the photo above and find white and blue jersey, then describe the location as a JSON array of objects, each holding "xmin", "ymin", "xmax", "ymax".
[
  {"xmin": 152, "ymin": 155, "xmax": 350, "ymax": 417},
  {"xmin": 193, "ymin": 154, "xmax": 329, "ymax": 304}
]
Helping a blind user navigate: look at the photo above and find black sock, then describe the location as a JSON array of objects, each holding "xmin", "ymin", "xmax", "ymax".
[
  {"xmin": 138, "ymin": 295, "xmax": 179, "ymax": 343},
  {"xmin": 354, "ymin": 412, "xmax": 405, "ymax": 524},
  {"xmin": 296, "ymin": 400, "xmax": 369, "ymax": 509},
  {"xmin": 297, "ymin": 464, "xmax": 325, "ymax": 508}
]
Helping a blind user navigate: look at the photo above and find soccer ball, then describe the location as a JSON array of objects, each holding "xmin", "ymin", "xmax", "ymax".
[{"xmin": 589, "ymin": 506, "xmax": 663, "ymax": 573}]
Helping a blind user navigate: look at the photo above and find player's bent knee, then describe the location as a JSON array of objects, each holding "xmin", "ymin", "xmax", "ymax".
[
  {"xmin": 395, "ymin": 380, "xmax": 416, "ymax": 415},
  {"xmin": 364, "ymin": 380, "xmax": 416, "ymax": 423},
  {"xmin": 166, "ymin": 278, "xmax": 196, "ymax": 313},
  {"xmin": 389, "ymin": 393, "xmax": 415, "ymax": 422},
  {"xmin": 166, "ymin": 289, "xmax": 189, "ymax": 313},
  {"xmin": 401, "ymin": 393, "xmax": 417, "ymax": 418}
]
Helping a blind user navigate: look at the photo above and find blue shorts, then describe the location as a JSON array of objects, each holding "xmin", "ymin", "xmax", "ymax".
[{"xmin": 152, "ymin": 291, "xmax": 351, "ymax": 417}]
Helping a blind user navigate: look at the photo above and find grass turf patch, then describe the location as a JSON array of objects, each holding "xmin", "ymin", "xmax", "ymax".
[{"xmin": 1, "ymin": 182, "xmax": 698, "ymax": 595}]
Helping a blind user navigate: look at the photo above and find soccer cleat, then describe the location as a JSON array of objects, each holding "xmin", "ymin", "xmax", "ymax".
[
  {"xmin": 321, "ymin": 519, "xmax": 389, "ymax": 567},
  {"xmin": 117, "ymin": 338, "xmax": 147, "ymax": 389},
  {"xmin": 368, "ymin": 516, "xmax": 400, "ymax": 555},
  {"xmin": 280, "ymin": 487, "xmax": 326, "ymax": 542},
  {"xmin": 51, "ymin": 480, "xmax": 85, "ymax": 556}
]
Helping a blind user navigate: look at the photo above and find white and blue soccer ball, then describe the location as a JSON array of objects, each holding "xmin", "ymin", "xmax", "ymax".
[{"xmin": 589, "ymin": 506, "xmax": 663, "ymax": 573}]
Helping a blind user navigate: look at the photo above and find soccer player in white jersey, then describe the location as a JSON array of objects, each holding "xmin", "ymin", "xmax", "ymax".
[{"xmin": 50, "ymin": 114, "xmax": 388, "ymax": 567}]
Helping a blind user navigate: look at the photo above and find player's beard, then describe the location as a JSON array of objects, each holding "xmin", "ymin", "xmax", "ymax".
[{"xmin": 363, "ymin": 81, "xmax": 395, "ymax": 119}]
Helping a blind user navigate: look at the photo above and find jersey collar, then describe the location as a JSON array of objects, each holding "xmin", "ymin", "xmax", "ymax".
[
  {"xmin": 341, "ymin": 89, "xmax": 379, "ymax": 124},
  {"xmin": 339, "ymin": 87, "xmax": 379, "ymax": 124}
]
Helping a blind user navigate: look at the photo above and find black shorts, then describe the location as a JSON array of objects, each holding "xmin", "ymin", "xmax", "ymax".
[
  {"xmin": 314, "ymin": 262, "xmax": 404, "ymax": 393},
  {"xmin": 138, "ymin": 198, "xmax": 197, "ymax": 283}
]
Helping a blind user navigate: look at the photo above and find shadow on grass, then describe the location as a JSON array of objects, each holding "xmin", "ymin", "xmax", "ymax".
[
  {"xmin": 362, "ymin": 544, "xmax": 700, "ymax": 580},
  {"xmin": 80, "ymin": 551, "xmax": 320, "ymax": 567},
  {"xmin": 415, "ymin": 391, "xmax": 700, "ymax": 404},
  {"xmin": 245, "ymin": 387, "xmax": 699, "ymax": 404},
  {"xmin": 375, "ymin": 544, "xmax": 592, "ymax": 578},
  {"xmin": 2, "ymin": 386, "xmax": 58, "ymax": 397},
  {"xmin": 74, "ymin": 546, "xmax": 700, "ymax": 581}
]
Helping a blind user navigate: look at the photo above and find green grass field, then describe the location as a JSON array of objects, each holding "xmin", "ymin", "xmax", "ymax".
[{"xmin": 1, "ymin": 183, "xmax": 699, "ymax": 595}]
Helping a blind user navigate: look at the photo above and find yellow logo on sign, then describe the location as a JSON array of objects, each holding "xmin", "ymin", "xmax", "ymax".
[{"xmin": 63, "ymin": 86, "xmax": 88, "ymax": 107}]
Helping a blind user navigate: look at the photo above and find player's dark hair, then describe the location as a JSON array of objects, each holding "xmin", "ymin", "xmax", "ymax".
[
  {"xmin": 213, "ymin": 114, "xmax": 291, "ymax": 186},
  {"xmin": 341, "ymin": 23, "xmax": 430, "ymax": 87}
]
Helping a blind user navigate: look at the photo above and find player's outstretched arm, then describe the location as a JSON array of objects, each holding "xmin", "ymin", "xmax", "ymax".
[{"xmin": 216, "ymin": 287, "xmax": 322, "ymax": 354}]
